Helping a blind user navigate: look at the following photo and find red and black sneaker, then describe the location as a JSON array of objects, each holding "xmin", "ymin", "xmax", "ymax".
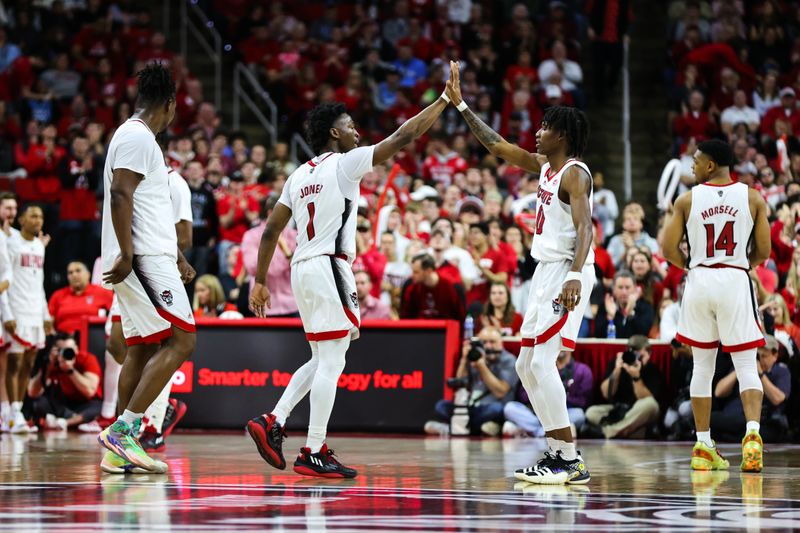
[
  {"xmin": 293, "ymin": 444, "xmax": 357, "ymax": 479},
  {"xmin": 246, "ymin": 413, "xmax": 286, "ymax": 469},
  {"xmin": 140, "ymin": 425, "xmax": 166, "ymax": 453},
  {"xmin": 162, "ymin": 399, "xmax": 187, "ymax": 437}
]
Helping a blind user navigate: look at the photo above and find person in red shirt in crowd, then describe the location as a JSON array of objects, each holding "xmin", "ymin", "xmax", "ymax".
[
  {"xmin": 592, "ymin": 218, "xmax": 615, "ymax": 287},
  {"xmin": 355, "ymin": 271, "xmax": 392, "ymax": 320},
  {"xmin": 58, "ymin": 132, "xmax": 101, "ymax": 272},
  {"xmin": 239, "ymin": 24, "xmax": 279, "ymax": 67},
  {"xmin": 334, "ymin": 70, "xmax": 365, "ymax": 112},
  {"xmin": 400, "ymin": 253, "xmax": 465, "ymax": 320},
  {"xmin": 466, "ymin": 221, "xmax": 515, "ymax": 312},
  {"xmin": 352, "ymin": 216, "xmax": 387, "ymax": 298},
  {"xmin": 421, "ymin": 131, "xmax": 468, "ymax": 188},
  {"xmin": 503, "ymin": 49, "xmax": 538, "ymax": 93},
  {"xmin": 770, "ymin": 202, "xmax": 797, "ymax": 280},
  {"xmin": 27, "ymin": 333, "xmax": 102, "ymax": 430},
  {"xmin": 487, "ymin": 218, "xmax": 517, "ymax": 269},
  {"xmin": 14, "ymin": 123, "xmax": 65, "ymax": 203},
  {"xmin": 760, "ymin": 87, "xmax": 800, "ymax": 141},
  {"xmin": 48, "ymin": 261, "xmax": 113, "ymax": 335},
  {"xmin": 476, "ymin": 282, "xmax": 523, "ymax": 336},
  {"xmin": 397, "ymin": 18, "xmax": 436, "ymax": 62},
  {"xmin": 673, "ymin": 90, "xmax": 717, "ymax": 141},
  {"xmin": 216, "ymin": 171, "xmax": 259, "ymax": 273},
  {"xmin": 137, "ymin": 32, "xmax": 174, "ymax": 67}
]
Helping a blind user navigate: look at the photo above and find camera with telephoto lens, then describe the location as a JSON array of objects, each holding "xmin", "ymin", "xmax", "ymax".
[
  {"xmin": 622, "ymin": 349, "xmax": 640, "ymax": 365},
  {"xmin": 446, "ymin": 376, "xmax": 470, "ymax": 389},
  {"xmin": 60, "ymin": 347, "xmax": 76, "ymax": 361}
]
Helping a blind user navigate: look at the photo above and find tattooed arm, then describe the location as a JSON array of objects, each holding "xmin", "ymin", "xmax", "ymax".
[{"xmin": 446, "ymin": 61, "xmax": 545, "ymax": 173}]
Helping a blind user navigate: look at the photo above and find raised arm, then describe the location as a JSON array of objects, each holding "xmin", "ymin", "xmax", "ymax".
[
  {"xmin": 748, "ymin": 188, "xmax": 771, "ymax": 268},
  {"xmin": 372, "ymin": 68, "xmax": 451, "ymax": 165},
  {"xmin": 662, "ymin": 192, "xmax": 691, "ymax": 269},
  {"xmin": 445, "ymin": 61, "xmax": 545, "ymax": 173}
]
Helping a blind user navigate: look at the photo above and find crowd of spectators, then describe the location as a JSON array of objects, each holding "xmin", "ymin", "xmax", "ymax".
[{"xmin": 0, "ymin": 0, "xmax": 795, "ymax": 441}]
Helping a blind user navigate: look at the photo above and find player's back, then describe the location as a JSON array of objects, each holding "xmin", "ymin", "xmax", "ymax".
[
  {"xmin": 686, "ymin": 182, "xmax": 752, "ymax": 270},
  {"xmin": 280, "ymin": 147, "xmax": 374, "ymax": 265}
]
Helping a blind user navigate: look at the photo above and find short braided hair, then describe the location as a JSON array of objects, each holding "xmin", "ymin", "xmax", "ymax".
[
  {"xmin": 136, "ymin": 63, "xmax": 176, "ymax": 107},
  {"xmin": 542, "ymin": 105, "xmax": 590, "ymax": 158}
]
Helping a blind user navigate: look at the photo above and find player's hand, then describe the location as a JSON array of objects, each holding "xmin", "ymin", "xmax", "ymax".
[
  {"xmin": 558, "ymin": 278, "xmax": 581, "ymax": 311},
  {"xmin": 38, "ymin": 232, "xmax": 51, "ymax": 247},
  {"xmin": 0, "ymin": 279, "xmax": 9, "ymax": 294},
  {"xmin": 103, "ymin": 255, "xmax": 133, "ymax": 285},
  {"xmin": 177, "ymin": 256, "xmax": 196, "ymax": 284},
  {"xmin": 249, "ymin": 282, "xmax": 271, "ymax": 317},
  {"xmin": 445, "ymin": 60, "xmax": 462, "ymax": 106},
  {"xmin": 43, "ymin": 320, "xmax": 54, "ymax": 336},
  {"xmin": 3, "ymin": 320, "xmax": 15, "ymax": 336}
]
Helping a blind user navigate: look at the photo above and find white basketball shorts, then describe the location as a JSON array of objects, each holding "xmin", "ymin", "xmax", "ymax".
[
  {"xmin": 677, "ymin": 266, "xmax": 765, "ymax": 352},
  {"xmin": 4, "ymin": 324, "xmax": 45, "ymax": 352},
  {"xmin": 113, "ymin": 255, "xmax": 195, "ymax": 346},
  {"xmin": 520, "ymin": 260, "xmax": 595, "ymax": 351},
  {"xmin": 292, "ymin": 254, "xmax": 360, "ymax": 342}
]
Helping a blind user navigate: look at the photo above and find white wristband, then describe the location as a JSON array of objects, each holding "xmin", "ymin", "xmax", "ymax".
[
  {"xmin": 564, "ymin": 271, "xmax": 582, "ymax": 283},
  {"xmin": 440, "ymin": 91, "xmax": 450, "ymax": 103},
  {"xmin": 456, "ymin": 101, "xmax": 468, "ymax": 112}
]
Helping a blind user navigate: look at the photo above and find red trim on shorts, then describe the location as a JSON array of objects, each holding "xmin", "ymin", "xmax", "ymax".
[
  {"xmin": 697, "ymin": 264, "xmax": 749, "ymax": 272},
  {"xmin": 125, "ymin": 327, "xmax": 172, "ymax": 346},
  {"xmin": 520, "ymin": 338, "xmax": 535, "ymax": 347},
  {"xmin": 343, "ymin": 306, "xmax": 360, "ymax": 329},
  {"xmin": 326, "ymin": 253, "xmax": 349, "ymax": 261},
  {"xmin": 535, "ymin": 312, "xmax": 569, "ymax": 345},
  {"xmin": 675, "ymin": 333, "xmax": 719, "ymax": 349},
  {"xmin": 156, "ymin": 308, "xmax": 197, "ymax": 333},
  {"xmin": 723, "ymin": 338, "xmax": 766, "ymax": 352},
  {"xmin": 10, "ymin": 333, "xmax": 34, "ymax": 349},
  {"xmin": 111, "ymin": 315, "xmax": 121, "ymax": 323},
  {"xmin": 562, "ymin": 338, "xmax": 576, "ymax": 350},
  {"xmin": 306, "ymin": 329, "xmax": 350, "ymax": 341}
]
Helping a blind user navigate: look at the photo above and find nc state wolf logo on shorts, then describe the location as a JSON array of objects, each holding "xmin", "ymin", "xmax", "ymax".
[
  {"xmin": 350, "ymin": 292, "xmax": 359, "ymax": 309},
  {"xmin": 160, "ymin": 290, "xmax": 174, "ymax": 307}
]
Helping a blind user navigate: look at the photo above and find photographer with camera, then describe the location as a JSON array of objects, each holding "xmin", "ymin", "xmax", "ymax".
[
  {"xmin": 583, "ymin": 335, "xmax": 663, "ymax": 439},
  {"xmin": 27, "ymin": 332, "xmax": 102, "ymax": 430},
  {"xmin": 424, "ymin": 326, "xmax": 519, "ymax": 436}
]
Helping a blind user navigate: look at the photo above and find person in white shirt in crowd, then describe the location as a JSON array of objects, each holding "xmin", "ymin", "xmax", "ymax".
[
  {"xmin": 2, "ymin": 205, "xmax": 53, "ymax": 433},
  {"xmin": 537, "ymin": 40, "xmax": 583, "ymax": 93},
  {"xmin": 720, "ymin": 90, "xmax": 760, "ymax": 137},
  {"xmin": 379, "ymin": 231, "xmax": 411, "ymax": 311},
  {"xmin": 606, "ymin": 202, "xmax": 659, "ymax": 268},
  {"xmin": 592, "ymin": 172, "xmax": 618, "ymax": 241},
  {"xmin": 432, "ymin": 216, "xmax": 480, "ymax": 291}
]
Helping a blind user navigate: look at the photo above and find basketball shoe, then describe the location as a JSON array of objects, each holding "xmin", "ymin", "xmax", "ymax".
[
  {"xmin": 690, "ymin": 441, "xmax": 730, "ymax": 471},
  {"xmin": 246, "ymin": 413, "xmax": 286, "ymax": 469},
  {"xmin": 98, "ymin": 419, "xmax": 159, "ymax": 472},
  {"xmin": 516, "ymin": 451, "xmax": 590, "ymax": 485},
  {"xmin": 514, "ymin": 451, "xmax": 558, "ymax": 481},
  {"xmin": 78, "ymin": 416, "xmax": 115, "ymax": 433},
  {"xmin": 740, "ymin": 430, "xmax": 763, "ymax": 473},
  {"xmin": 293, "ymin": 444, "xmax": 357, "ymax": 478},
  {"xmin": 100, "ymin": 450, "xmax": 168, "ymax": 474},
  {"xmin": 139, "ymin": 424, "xmax": 166, "ymax": 453},
  {"xmin": 162, "ymin": 399, "xmax": 187, "ymax": 437}
]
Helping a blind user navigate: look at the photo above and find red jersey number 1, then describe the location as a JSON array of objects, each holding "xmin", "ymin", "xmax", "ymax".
[
  {"xmin": 535, "ymin": 209, "xmax": 545, "ymax": 235},
  {"xmin": 306, "ymin": 202, "xmax": 316, "ymax": 240},
  {"xmin": 704, "ymin": 221, "xmax": 736, "ymax": 257}
]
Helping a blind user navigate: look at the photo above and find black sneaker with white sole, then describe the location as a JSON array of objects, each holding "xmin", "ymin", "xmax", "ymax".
[
  {"xmin": 514, "ymin": 451, "xmax": 558, "ymax": 481},
  {"xmin": 517, "ymin": 451, "xmax": 590, "ymax": 485},
  {"xmin": 293, "ymin": 444, "xmax": 357, "ymax": 479}
]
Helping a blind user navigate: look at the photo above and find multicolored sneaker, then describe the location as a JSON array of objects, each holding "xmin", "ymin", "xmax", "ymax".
[
  {"xmin": 246, "ymin": 413, "xmax": 286, "ymax": 469},
  {"xmin": 100, "ymin": 450, "xmax": 168, "ymax": 474},
  {"xmin": 691, "ymin": 441, "xmax": 730, "ymax": 471},
  {"xmin": 98, "ymin": 419, "xmax": 158, "ymax": 472},
  {"xmin": 740, "ymin": 430, "xmax": 763, "ymax": 473},
  {"xmin": 293, "ymin": 444, "xmax": 357, "ymax": 478},
  {"xmin": 514, "ymin": 451, "xmax": 558, "ymax": 481}
]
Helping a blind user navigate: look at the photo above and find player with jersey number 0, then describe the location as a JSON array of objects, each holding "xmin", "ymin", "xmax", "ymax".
[
  {"xmin": 246, "ymin": 62, "xmax": 461, "ymax": 479},
  {"xmin": 662, "ymin": 139, "xmax": 771, "ymax": 474},
  {"xmin": 447, "ymin": 60, "xmax": 594, "ymax": 485}
]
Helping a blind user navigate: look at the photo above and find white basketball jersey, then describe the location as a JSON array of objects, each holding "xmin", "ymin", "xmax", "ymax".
[
  {"xmin": 278, "ymin": 146, "xmax": 375, "ymax": 266},
  {"xmin": 686, "ymin": 182, "xmax": 752, "ymax": 270},
  {"xmin": 6, "ymin": 232, "xmax": 47, "ymax": 325},
  {"xmin": 530, "ymin": 159, "xmax": 595, "ymax": 265}
]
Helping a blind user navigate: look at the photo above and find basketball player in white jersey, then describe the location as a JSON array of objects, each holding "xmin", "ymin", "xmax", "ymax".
[
  {"xmin": 1, "ymin": 205, "xmax": 52, "ymax": 433},
  {"xmin": 0, "ymin": 192, "xmax": 15, "ymax": 431},
  {"xmin": 91, "ymin": 168, "xmax": 192, "ymax": 469},
  {"xmin": 246, "ymin": 68, "xmax": 456, "ymax": 479},
  {"xmin": 663, "ymin": 139, "xmax": 771, "ymax": 473},
  {"xmin": 98, "ymin": 64, "xmax": 196, "ymax": 473},
  {"xmin": 447, "ymin": 62, "xmax": 593, "ymax": 484}
]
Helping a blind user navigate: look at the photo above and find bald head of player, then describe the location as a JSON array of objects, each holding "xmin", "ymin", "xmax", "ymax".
[
  {"xmin": 535, "ymin": 105, "xmax": 590, "ymax": 159},
  {"xmin": 134, "ymin": 63, "xmax": 176, "ymax": 134},
  {"xmin": 304, "ymin": 102, "xmax": 360, "ymax": 155},
  {"xmin": 693, "ymin": 139, "xmax": 734, "ymax": 183}
]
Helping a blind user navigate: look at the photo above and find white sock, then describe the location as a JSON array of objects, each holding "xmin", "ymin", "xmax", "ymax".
[
  {"xmin": 101, "ymin": 351, "xmax": 122, "ymax": 418},
  {"xmin": 144, "ymin": 383, "xmax": 171, "ymax": 433},
  {"xmin": 696, "ymin": 430, "xmax": 714, "ymax": 447},
  {"xmin": 273, "ymin": 342, "xmax": 320, "ymax": 427},
  {"xmin": 746, "ymin": 421, "xmax": 760, "ymax": 434},
  {"xmin": 560, "ymin": 442, "xmax": 577, "ymax": 461},
  {"xmin": 11, "ymin": 401, "xmax": 21, "ymax": 415},
  {"xmin": 305, "ymin": 337, "xmax": 349, "ymax": 453},
  {"xmin": 1, "ymin": 401, "xmax": 9, "ymax": 419},
  {"xmin": 119, "ymin": 409, "xmax": 142, "ymax": 425},
  {"xmin": 546, "ymin": 437, "xmax": 559, "ymax": 453}
]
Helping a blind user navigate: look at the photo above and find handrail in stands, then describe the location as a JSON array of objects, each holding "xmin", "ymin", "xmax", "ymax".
[
  {"xmin": 622, "ymin": 38, "xmax": 632, "ymax": 201},
  {"xmin": 232, "ymin": 63, "xmax": 278, "ymax": 147},
  {"xmin": 180, "ymin": 0, "xmax": 222, "ymax": 110}
]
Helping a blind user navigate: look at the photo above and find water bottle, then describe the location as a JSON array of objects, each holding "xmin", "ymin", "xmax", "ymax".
[
  {"xmin": 607, "ymin": 320, "xmax": 617, "ymax": 339},
  {"xmin": 464, "ymin": 315, "xmax": 474, "ymax": 341}
]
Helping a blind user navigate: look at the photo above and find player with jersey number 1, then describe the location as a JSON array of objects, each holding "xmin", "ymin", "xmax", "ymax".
[
  {"xmin": 447, "ymin": 61, "xmax": 594, "ymax": 485},
  {"xmin": 662, "ymin": 139, "xmax": 771, "ymax": 473},
  {"xmin": 246, "ymin": 62, "xmax": 459, "ymax": 479}
]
